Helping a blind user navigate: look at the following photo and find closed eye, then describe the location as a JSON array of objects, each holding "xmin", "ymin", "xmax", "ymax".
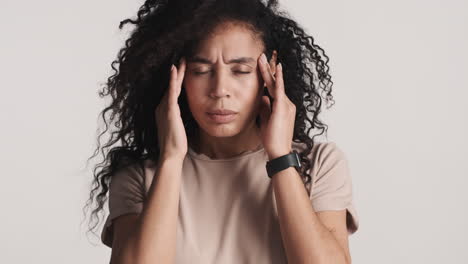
[
  {"xmin": 194, "ymin": 71, "xmax": 208, "ymax": 75},
  {"xmin": 193, "ymin": 71, "xmax": 251, "ymax": 75}
]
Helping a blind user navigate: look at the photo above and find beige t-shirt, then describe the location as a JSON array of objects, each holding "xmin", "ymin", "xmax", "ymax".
[{"xmin": 101, "ymin": 141, "xmax": 359, "ymax": 263}]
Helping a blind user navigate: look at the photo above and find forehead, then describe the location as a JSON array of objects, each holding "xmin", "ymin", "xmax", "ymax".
[{"xmin": 192, "ymin": 22, "xmax": 264, "ymax": 58}]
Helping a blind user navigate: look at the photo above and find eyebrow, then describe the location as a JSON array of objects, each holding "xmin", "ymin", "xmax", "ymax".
[{"xmin": 187, "ymin": 55, "xmax": 255, "ymax": 65}]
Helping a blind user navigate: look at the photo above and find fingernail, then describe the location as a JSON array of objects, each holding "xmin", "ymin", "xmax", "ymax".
[
  {"xmin": 260, "ymin": 53, "xmax": 267, "ymax": 64},
  {"xmin": 278, "ymin": 62, "xmax": 282, "ymax": 70},
  {"xmin": 171, "ymin": 64, "xmax": 175, "ymax": 71}
]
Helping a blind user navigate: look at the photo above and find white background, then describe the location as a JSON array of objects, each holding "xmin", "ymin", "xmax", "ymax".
[{"xmin": 1, "ymin": 0, "xmax": 467, "ymax": 263}]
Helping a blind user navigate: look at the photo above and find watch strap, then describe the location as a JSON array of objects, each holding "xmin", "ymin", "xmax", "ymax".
[{"xmin": 266, "ymin": 151, "xmax": 302, "ymax": 178}]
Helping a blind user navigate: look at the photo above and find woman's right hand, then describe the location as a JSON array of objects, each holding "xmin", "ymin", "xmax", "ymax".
[{"xmin": 155, "ymin": 58, "xmax": 188, "ymax": 161}]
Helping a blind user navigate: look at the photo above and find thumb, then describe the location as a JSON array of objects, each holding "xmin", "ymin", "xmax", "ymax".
[{"xmin": 259, "ymin": 95, "xmax": 271, "ymax": 125}]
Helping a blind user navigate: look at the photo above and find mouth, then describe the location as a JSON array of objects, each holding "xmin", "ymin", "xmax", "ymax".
[
  {"xmin": 206, "ymin": 112, "xmax": 238, "ymax": 123},
  {"xmin": 207, "ymin": 109, "xmax": 238, "ymax": 115}
]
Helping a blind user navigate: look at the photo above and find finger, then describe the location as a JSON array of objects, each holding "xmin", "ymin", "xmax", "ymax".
[
  {"xmin": 176, "ymin": 57, "xmax": 186, "ymax": 95},
  {"xmin": 269, "ymin": 50, "xmax": 277, "ymax": 77},
  {"xmin": 258, "ymin": 53, "xmax": 276, "ymax": 98},
  {"xmin": 168, "ymin": 64, "xmax": 178, "ymax": 105},
  {"xmin": 275, "ymin": 62, "xmax": 285, "ymax": 97},
  {"xmin": 259, "ymin": 95, "xmax": 271, "ymax": 124}
]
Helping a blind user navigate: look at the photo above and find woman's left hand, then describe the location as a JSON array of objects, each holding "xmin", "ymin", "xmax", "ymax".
[{"xmin": 257, "ymin": 50, "xmax": 296, "ymax": 160}]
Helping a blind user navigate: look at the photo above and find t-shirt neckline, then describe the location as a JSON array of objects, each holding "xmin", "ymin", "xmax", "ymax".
[{"xmin": 187, "ymin": 144, "xmax": 266, "ymax": 162}]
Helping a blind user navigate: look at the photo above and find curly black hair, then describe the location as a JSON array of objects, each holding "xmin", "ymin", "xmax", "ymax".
[{"xmin": 83, "ymin": 0, "xmax": 335, "ymax": 241}]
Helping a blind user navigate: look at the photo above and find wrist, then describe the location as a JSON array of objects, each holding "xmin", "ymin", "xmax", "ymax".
[
  {"xmin": 158, "ymin": 155, "xmax": 185, "ymax": 167},
  {"xmin": 267, "ymin": 149, "xmax": 292, "ymax": 160},
  {"xmin": 265, "ymin": 150, "xmax": 301, "ymax": 178}
]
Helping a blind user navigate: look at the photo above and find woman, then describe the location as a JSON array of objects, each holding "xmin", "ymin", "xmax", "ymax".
[{"xmin": 84, "ymin": 0, "xmax": 359, "ymax": 263}]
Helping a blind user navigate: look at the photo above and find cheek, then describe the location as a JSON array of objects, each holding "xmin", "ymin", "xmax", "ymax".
[
  {"xmin": 185, "ymin": 90, "xmax": 202, "ymax": 112},
  {"xmin": 182, "ymin": 85, "xmax": 199, "ymax": 112},
  {"xmin": 240, "ymin": 85, "xmax": 263, "ymax": 113},
  {"xmin": 183, "ymin": 77, "xmax": 208, "ymax": 97}
]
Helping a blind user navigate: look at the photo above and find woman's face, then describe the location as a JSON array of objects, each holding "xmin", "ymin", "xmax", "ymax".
[{"xmin": 182, "ymin": 23, "xmax": 265, "ymax": 138}]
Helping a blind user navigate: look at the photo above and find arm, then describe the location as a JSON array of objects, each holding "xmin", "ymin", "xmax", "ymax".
[
  {"xmin": 110, "ymin": 58, "xmax": 188, "ymax": 264},
  {"xmin": 256, "ymin": 51, "xmax": 353, "ymax": 264},
  {"xmin": 272, "ymin": 167, "xmax": 351, "ymax": 264},
  {"xmin": 111, "ymin": 157, "xmax": 184, "ymax": 264}
]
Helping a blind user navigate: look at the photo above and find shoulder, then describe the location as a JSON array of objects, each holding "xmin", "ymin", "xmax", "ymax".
[
  {"xmin": 314, "ymin": 141, "xmax": 347, "ymax": 166},
  {"xmin": 292, "ymin": 141, "xmax": 349, "ymax": 180},
  {"xmin": 108, "ymin": 159, "xmax": 149, "ymax": 197},
  {"xmin": 112, "ymin": 159, "xmax": 145, "ymax": 182},
  {"xmin": 292, "ymin": 141, "xmax": 346, "ymax": 164}
]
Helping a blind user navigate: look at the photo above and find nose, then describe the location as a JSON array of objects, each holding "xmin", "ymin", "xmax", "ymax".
[{"xmin": 209, "ymin": 69, "xmax": 230, "ymax": 99}]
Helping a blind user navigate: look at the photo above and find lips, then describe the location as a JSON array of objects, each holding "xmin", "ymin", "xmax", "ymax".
[
  {"xmin": 206, "ymin": 109, "xmax": 238, "ymax": 123},
  {"xmin": 206, "ymin": 109, "xmax": 238, "ymax": 115}
]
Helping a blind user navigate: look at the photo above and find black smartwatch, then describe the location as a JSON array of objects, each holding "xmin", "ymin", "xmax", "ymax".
[{"xmin": 266, "ymin": 151, "xmax": 302, "ymax": 178}]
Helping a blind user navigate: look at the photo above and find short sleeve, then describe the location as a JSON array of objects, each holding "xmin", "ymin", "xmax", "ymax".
[
  {"xmin": 101, "ymin": 163, "xmax": 146, "ymax": 248},
  {"xmin": 308, "ymin": 142, "xmax": 359, "ymax": 235}
]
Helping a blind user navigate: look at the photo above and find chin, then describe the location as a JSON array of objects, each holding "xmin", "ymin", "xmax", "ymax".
[{"xmin": 200, "ymin": 123, "xmax": 240, "ymax": 138}]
